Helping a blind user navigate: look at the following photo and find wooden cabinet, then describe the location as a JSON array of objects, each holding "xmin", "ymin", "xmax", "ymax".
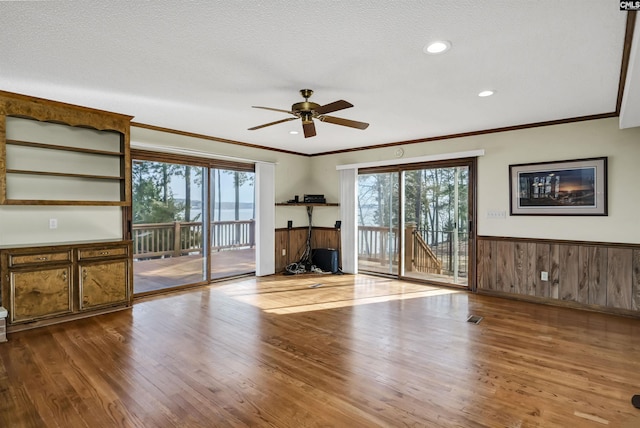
[
  {"xmin": 10, "ymin": 266, "xmax": 72, "ymax": 323},
  {"xmin": 78, "ymin": 245, "xmax": 129, "ymax": 310},
  {"xmin": 0, "ymin": 241, "xmax": 132, "ymax": 330},
  {"xmin": 0, "ymin": 91, "xmax": 132, "ymax": 206}
]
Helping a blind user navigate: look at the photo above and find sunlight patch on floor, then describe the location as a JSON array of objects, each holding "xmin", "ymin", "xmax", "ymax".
[{"xmin": 222, "ymin": 281, "xmax": 462, "ymax": 314}]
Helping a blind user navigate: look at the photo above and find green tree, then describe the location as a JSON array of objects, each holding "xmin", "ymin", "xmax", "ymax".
[{"xmin": 132, "ymin": 160, "xmax": 185, "ymax": 224}]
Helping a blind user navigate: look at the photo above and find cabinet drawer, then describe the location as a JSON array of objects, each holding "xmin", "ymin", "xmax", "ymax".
[
  {"xmin": 78, "ymin": 246, "xmax": 128, "ymax": 260},
  {"xmin": 10, "ymin": 251, "xmax": 71, "ymax": 267}
]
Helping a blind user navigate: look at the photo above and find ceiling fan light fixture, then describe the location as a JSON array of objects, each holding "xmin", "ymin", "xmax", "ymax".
[
  {"xmin": 424, "ymin": 40, "xmax": 451, "ymax": 54},
  {"xmin": 478, "ymin": 90, "xmax": 495, "ymax": 97},
  {"xmin": 248, "ymin": 89, "xmax": 369, "ymax": 137}
]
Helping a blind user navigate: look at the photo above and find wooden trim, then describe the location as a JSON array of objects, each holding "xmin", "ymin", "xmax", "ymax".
[
  {"xmin": 132, "ymin": 148, "xmax": 256, "ymax": 171},
  {"xmin": 478, "ymin": 235, "xmax": 640, "ymax": 249},
  {"xmin": 477, "ymin": 287, "xmax": 640, "ymax": 319},
  {"xmin": 0, "ymin": 91, "xmax": 132, "ymax": 133},
  {"xmin": 6, "ymin": 170, "xmax": 123, "ymax": 180},
  {"xmin": 3, "ymin": 200, "xmax": 129, "ymax": 206},
  {"xmin": 132, "ymin": 148, "xmax": 211, "ymax": 167},
  {"xmin": 312, "ymin": 113, "xmax": 617, "ymax": 157},
  {"xmin": 617, "ymin": 11, "xmax": 637, "ymax": 114},
  {"xmin": 138, "ymin": 112, "xmax": 617, "ymax": 158},
  {"xmin": 7, "ymin": 305, "xmax": 131, "ymax": 333},
  {"xmin": 0, "ymin": 114, "xmax": 6, "ymax": 204},
  {"xmin": 7, "ymin": 139, "xmax": 124, "ymax": 156},
  {"xmin": 131, "ymin": 122, "xmax": 308, "ymax": 157}
]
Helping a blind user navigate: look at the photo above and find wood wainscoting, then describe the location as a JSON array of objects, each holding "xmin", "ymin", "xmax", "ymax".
[
  {"xmin": 477, "ymin": 236, "xmax": 640, "ymax": 317},
  {"xmin": 275, "ymin": 227, "xmax": 340, "ymax": 272}
]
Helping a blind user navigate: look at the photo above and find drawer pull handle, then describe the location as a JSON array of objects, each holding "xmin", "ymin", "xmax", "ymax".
[
  {"xmin": 83, "ymin": 269, "xmax": 87, "ymax": 280},
  {"xmin": 100, "ymin": 251, "xmax": 110, "ymax": 255},
  {"xmin": 62, "ymin": 271, "xmax": 67, "ymax": 281},
  {"xmin": 35, "ymin": 257, "xmax": 49, "ymax": 261}
]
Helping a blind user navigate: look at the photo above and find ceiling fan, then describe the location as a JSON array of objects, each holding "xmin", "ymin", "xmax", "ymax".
[{"xmin": 248, "ymin": 89, "xmax": 369, "ymax": 138}]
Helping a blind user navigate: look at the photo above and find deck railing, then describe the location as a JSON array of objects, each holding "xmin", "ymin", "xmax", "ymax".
[
  {"xmin": 358, "ymin": 224, "xmax": 467, "ymax": 276},
  {"xmin": 133, "ymin": 220, "xmax": 255, "ymax": 259},
  {"xmin": 406, "ymin": 224, "xmax": 442, "ymax": 274}
]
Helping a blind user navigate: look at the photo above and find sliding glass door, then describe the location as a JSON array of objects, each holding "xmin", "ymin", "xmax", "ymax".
[
  {"xmin": 210, "ymin": 168, "xmax": 256, "ymax": 280},
  {"xmin": 402, "ymin": 164, "xmax": 470, "ymax": 286},
  {"xmin": 132, "ymin": 154, "xmax": 256, "ymax": 295},
  {"xmin": 357, "ymin": 171, "xmax": 400, "ymax": 275},
  {"xmin": 357, "ymin": 159, "xmax": 474, "ymax": 287},
  {"xmin": 132, "ymin": 160, "xmax": 207, "ymax": 293}
]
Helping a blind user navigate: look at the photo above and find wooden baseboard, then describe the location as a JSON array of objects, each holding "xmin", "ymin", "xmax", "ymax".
[
  {"xmin": 477, "ymin": 288, "xmax": 640, "ymax": 319},
  {"xmin": 7, "ymin": 305, "xmax": 132, "ymax": 333}
]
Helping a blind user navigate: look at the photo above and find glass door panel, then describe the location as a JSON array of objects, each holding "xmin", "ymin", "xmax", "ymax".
[
  {"xmin": 210, "ymin": 169, "xmax": 256, "ymax": 279},
  {"xmin": 402, "ymin": 166, "xmax": 469, "ymax": 286},
  {"xmin": 132, "ymin": 161, "xmax": 207, "ymax": 293},
  {"xmin": 357, "ymin": 172, "xmax": 400, "ymax": 275}
]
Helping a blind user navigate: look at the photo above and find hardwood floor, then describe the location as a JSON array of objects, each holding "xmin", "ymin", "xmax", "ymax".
[{"xmin": 2, "ymin": 274, "xmax": 640, "ymax": 427}]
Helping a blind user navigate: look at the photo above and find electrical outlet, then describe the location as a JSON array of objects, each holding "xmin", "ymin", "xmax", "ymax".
[
  {"xmin": 541, "ymin": 271, "xmax": 548, "ymax": 281},
  {"xmin": 49, "ymin": 218, "xmax": 58, "ymax": 229},
  {"xmin": 282, "ymin": 249, "xmax": 286, "ymax": 256}
]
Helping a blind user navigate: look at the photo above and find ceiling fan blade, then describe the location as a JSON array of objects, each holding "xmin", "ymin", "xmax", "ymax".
[
  {"xmin": 251, "ymin": 106, "xmax": 295, "ymax": 114},
  {"xmin": 314, "ymin": 100, "xmax": 353, "ymax": 115},
  {"xmin": 319, "ymin": 115, "xmax": 369, "ymax": 130},
  {"xmin": 302, "ymin": 121, "xmax": 316, "ymax": 138},
  {"xmin": 248, "ymin": 117, "xmax": 297, "ymax": 130}
]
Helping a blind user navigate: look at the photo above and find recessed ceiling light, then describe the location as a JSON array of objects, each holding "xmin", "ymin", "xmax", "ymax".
[
  {"xmin": 424, "ymin": 40, "xmax": 451, "ymax": 54},
  {"xmin": 289, "ymin": 130, "xmax": 299, "ymax": 135},
  {"xmin": 478, "ymin": 90, "xmax": 495, "ymax": 97}
]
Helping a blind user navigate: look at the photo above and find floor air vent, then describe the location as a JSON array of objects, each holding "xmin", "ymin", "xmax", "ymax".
[{"xmin": 467, "ymin": 315, "xmax": 483, "ymax": 324}]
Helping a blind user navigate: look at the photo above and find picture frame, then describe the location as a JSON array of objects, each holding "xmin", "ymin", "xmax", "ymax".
[{"xmin": 509, "ymin": 157, "xmax": 608, "ymax": 216}]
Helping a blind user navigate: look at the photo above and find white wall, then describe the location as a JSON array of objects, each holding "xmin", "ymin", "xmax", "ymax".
[
  {"xmin": 309, "ymin": 118, "xmax": 640, "ymax": 244},
  {"xmin": 0, "ymin": 206, "xmax": 123, "ymax": 245},
  {"xmin": 0, "ymin": 118, "xmax": 124, "ymax": 246}
]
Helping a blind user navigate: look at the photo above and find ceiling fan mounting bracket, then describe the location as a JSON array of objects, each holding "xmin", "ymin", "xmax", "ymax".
[{"xmin": 300, "ymin": 89, "xmax": 314, "ymax": 100}]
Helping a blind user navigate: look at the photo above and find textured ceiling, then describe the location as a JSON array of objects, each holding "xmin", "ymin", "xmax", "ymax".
[{"xmin": 0, "ymin": 1, "xmax": 637, "ymax": 155}]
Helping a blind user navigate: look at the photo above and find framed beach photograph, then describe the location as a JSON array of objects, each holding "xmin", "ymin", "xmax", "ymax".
[{"xmin": 509, "ymin": 157, "xmax": 608, "ymax": 216}]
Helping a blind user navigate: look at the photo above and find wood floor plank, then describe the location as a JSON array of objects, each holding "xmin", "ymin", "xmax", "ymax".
[{"xmin": 2, "ymin": 274, "xmax": 640, "ymax": 427}]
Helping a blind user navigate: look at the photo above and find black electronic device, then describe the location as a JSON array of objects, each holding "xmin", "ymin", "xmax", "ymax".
[
  {"xmin": 303, "ymin": 194, "xmax": 326, "ymax": 204},
  {"xmin": 287, "ymin": 220, "xmax": 293, "ymax": 229},
  {"xmin": 312, "ymin": 248, "xmax": 339, "ymax": 273},
  {"xmin": 335, "ymin": 220, "xmax": 341, "ymax": 229}
]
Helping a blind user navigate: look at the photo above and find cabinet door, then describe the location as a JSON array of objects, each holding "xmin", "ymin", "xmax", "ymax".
[
  {"xmin": 80, "ymin": 260, "xmax": 128, "ymax": 310},
  {"xmin": 11, "ymin": 266, "xmax": 72, "ymax": 323}
]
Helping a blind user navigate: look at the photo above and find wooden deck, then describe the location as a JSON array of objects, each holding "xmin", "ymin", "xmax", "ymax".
[
  {"xmin": 134, "ymin": 248, "xmax": 255, "ymax": 293},
  {"xmin": 359, "ymin": 258, "xmax": 468, "ymax": 286},
  {"xmin": 2, "ymin": 274, "xmax": 640, "ymax": 427}
]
